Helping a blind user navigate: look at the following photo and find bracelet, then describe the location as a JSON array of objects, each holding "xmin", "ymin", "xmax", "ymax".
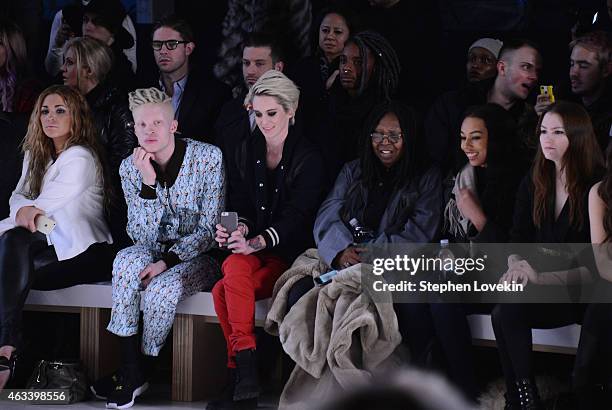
[{"xmin": 143, "ymin": 182, "xmax": 156, "ymax": 190}]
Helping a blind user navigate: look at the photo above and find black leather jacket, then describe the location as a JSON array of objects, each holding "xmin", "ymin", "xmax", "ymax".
[
  {"xmin": 86, "ymin": 82, "xmax": 137, "ymax": 173},
  {"xmin": 86, "ymin": 82, "xmax": 136, "ymax": 249}
]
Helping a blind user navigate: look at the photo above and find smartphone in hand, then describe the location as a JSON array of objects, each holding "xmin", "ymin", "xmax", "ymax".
[
  {"xmin": 219, "ymin": 211, "xmax": 238, "ymax": 248},
  {"xmin": 35, "ymin": 215, "xmax": 56, "ymax": 235},
  {"xmin": 539, "ymin": 85, "xmax": 555, "ymax": 103}
]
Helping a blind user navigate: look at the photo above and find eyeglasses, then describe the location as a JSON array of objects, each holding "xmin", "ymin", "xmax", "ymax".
[
  {"xmin": 370, "ymin": 132, "xmax": 402, "ymax": 144},
  {"xmin": 152, "ymin": 40, "xmax": 189, "ymax": 51}
]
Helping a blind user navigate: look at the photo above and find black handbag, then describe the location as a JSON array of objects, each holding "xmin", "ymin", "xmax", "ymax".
[{"xmin": 26, "ymin": 359, "xmax": 89, "ymax": 403}]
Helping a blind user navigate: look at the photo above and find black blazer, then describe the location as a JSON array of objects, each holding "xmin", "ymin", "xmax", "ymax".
[
  {"xmin": 175, "ymin": 68, "xmax": 232, "ymax": 144},
  {"xmin": 225, "ymin": 127, "xmax": 326, "ymax": 262}
]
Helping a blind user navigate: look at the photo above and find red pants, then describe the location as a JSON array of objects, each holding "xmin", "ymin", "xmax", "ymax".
[{"xmin": 212, "ymin": 252, "xmax": 288, "ymax": 367}]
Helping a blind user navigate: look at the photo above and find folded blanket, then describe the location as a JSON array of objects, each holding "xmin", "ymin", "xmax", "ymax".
[{"xmin": 265, "ymin": 249, "xmax": 402, "ymax": 409}]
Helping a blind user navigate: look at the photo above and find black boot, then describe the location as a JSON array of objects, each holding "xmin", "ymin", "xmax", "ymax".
[
  {"xmin": 206, "ymin": 369, "xmax": 236, "ymax": 410},
  {"xmin": 515, "ymin": 378, "xmax": 543, "ymax": 410},
  {"xmin": 233, "ymin": 349, "xmax": 259, "ymax": 401}
]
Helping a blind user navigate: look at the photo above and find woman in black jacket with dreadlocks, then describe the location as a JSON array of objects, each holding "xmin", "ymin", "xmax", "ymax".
[{"xmin": 312, "ymin": 30, "xmax": 402, "ymax": 185}]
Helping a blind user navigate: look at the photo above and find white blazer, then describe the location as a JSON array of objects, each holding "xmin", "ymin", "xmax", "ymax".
[{"xmin": 0, "ymin": 146, "xmax": 113, "ymax": 260}]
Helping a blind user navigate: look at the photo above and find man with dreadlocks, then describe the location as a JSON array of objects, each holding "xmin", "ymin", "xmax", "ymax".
[{"xmin": 313, "ymin": 30, "xmax": 401, "ymax": 184}]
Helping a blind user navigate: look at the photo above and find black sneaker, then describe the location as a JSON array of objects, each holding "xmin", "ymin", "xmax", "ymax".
[
  {"xmin": 91, "ymin": 370, "xmax": 122, "ymax": 400},
  {"xmin": 105, "ymin": 370, "xmax": 148, "ymax": 409}
]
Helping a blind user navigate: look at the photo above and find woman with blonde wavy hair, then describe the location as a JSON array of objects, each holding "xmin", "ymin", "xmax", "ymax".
[
  {"xmin": 0, "ymin": 20, "xmax": 40, "ymax": 113},
  {"xmin": 0, "ymin": 85, "xmax": 114, "ymax": 390}
]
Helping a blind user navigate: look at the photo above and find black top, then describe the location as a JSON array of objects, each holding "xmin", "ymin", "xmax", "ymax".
[
  {"xmin": 108, "ymin": 43, "xmax": 136, "ymax": 93},
  {"xmin": 85, "ymin": 81, "xmax": 137, "ymax": 249},
  {"xmin": 225, "ymin": 127, "xmax": 326, "ymax": 261},
  {"xmin": 85, "ymin": 82, "xmax": 137, "ymax": 173},
  {"xmin": 426, "ymin": 78, "xmax": 538, "ymax": 175},
  {"xmin": 582, "ymin": 83, "xmax": 612, "ymax": 154},
  {"xmin": 363, "ymin": 166, "xmax": 397, "ymax": 230},
  {"xmin": 510, "ymin": 174, "xmax": 595, "ymax": 244}
]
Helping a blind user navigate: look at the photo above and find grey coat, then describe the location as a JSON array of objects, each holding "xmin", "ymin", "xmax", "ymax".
[{"xmin": 314, "ymin": 160, "xmax": 443, "ymax": 266}]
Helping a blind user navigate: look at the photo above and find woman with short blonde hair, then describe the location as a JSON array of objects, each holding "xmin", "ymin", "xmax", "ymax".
[{"xmin": 211, "ymin": 70, "xmax": 326, "ymax": 410}]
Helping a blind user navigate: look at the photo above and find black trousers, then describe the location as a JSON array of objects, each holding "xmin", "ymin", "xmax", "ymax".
[
  {"xmin": 491, "ymin": 302, "xmax": 585, "ymax": 395},
  {"xmin": 0, "ymin": 227, "xmax": 113, "ymax": 347},
  {"xmin": 574, "ymin": 280, "xmax": 612, "ymax": 389},
  {"xmin": 392, "ymin": 301, "xmax": 493, "ymax": 401}
]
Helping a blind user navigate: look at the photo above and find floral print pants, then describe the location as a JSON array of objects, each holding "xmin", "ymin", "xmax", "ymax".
[{"xmin": 106, "ymin": 245, "xmax": 220, "ymax": 355}]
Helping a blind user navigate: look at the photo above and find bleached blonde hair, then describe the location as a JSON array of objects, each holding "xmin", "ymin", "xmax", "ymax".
[
  {"xmin": 244, "ymin": 70, "xmax": 299, "ymax": 125},
  {"xmin": 128, "ymin": 87, "xmax": 172, "ymax": 112}
]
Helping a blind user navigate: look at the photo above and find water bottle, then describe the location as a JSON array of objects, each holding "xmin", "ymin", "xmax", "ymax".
[
  {"xmin": 349, "ymin": 218, "xmax": 375, "ymax": 244},
  {"xmin": 437, "ymin": 239, "xmax": 455, "ymax": 279}
]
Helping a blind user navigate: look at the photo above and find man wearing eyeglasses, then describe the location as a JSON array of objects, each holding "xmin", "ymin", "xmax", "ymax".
[{"xmin": 151, "ymin": 15, "xmax": 231, "ymax": 144}]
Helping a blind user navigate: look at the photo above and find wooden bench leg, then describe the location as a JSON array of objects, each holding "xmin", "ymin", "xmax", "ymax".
[
  {"xmin": 172, "ymin": 315, "xmax": 227, "ymax": 401},
  {"xmin": 80, "ymin": 307, "xmax": 119, "ymax": 381}
]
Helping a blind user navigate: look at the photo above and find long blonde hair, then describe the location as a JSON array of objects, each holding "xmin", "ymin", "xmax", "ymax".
[{"xmin": 22, "ymin": 85, "xmax": 105, "ymax": 199}]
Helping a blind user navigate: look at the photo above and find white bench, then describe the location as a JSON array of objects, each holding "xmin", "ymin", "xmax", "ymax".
[
  {"xmin": 25, "ymin": 283, "xmax": 270, "ymax": 401},
  {"xmin": 25, "ymin": 285, "xmax": 582, "ymax": 400}
]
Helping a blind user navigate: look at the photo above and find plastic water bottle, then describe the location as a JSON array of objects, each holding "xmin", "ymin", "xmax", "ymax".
[
  {"xmin": 437, "ymin": 239, "xmax": 455, "ymax": 279},
  {"xmin": 349, "ymin": 218, "xmax": 375, "ymax": 244}
]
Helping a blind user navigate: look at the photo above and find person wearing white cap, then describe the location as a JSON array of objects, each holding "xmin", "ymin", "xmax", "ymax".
[{"xmin": 466, "ymin": 38, "xmax": 503, "ymax": 82}]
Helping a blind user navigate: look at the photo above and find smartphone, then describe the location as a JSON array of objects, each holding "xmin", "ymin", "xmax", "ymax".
[
  {"xmin": 313, "ymin": 270, "xmax": 338, "ymax": 286},
  {"xmin": 539, "ymin": 85, "xmax": 555, "ymax": 103},
  {"xmin": 219, "ymin": 211, "xmax": 238, "ymax": 248},
  {"xmin": 35, "ymin": 215, "xmax": 56, "ymax": 235}
]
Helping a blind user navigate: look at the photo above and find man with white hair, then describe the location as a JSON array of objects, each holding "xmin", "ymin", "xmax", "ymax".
[{"xmin": 91, "ymin": 87, "xmax": 225, "ymax": 409}]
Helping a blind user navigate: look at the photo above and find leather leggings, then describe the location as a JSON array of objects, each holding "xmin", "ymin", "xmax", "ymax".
[{"xmin": 0, "ymin": 227, "xmax": 112, "ymax": 347}]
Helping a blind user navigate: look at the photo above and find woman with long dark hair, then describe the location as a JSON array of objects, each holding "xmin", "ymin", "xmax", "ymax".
[
  {"xmin": 400, "ymin": 104, "xmax": 525, "ymax": 402},
  {"xmin": 0, "ymin": 85, "xmax": 114, "ymax": 390},
  {"xmin": 491, "ymin": 101, "xmax": 604, "ymax": 409}
]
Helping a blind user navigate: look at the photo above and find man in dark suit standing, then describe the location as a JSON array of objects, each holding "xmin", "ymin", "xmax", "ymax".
[{"xmin": 152, "ymin": 16, "xmax": 231, "ymax": 143}]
